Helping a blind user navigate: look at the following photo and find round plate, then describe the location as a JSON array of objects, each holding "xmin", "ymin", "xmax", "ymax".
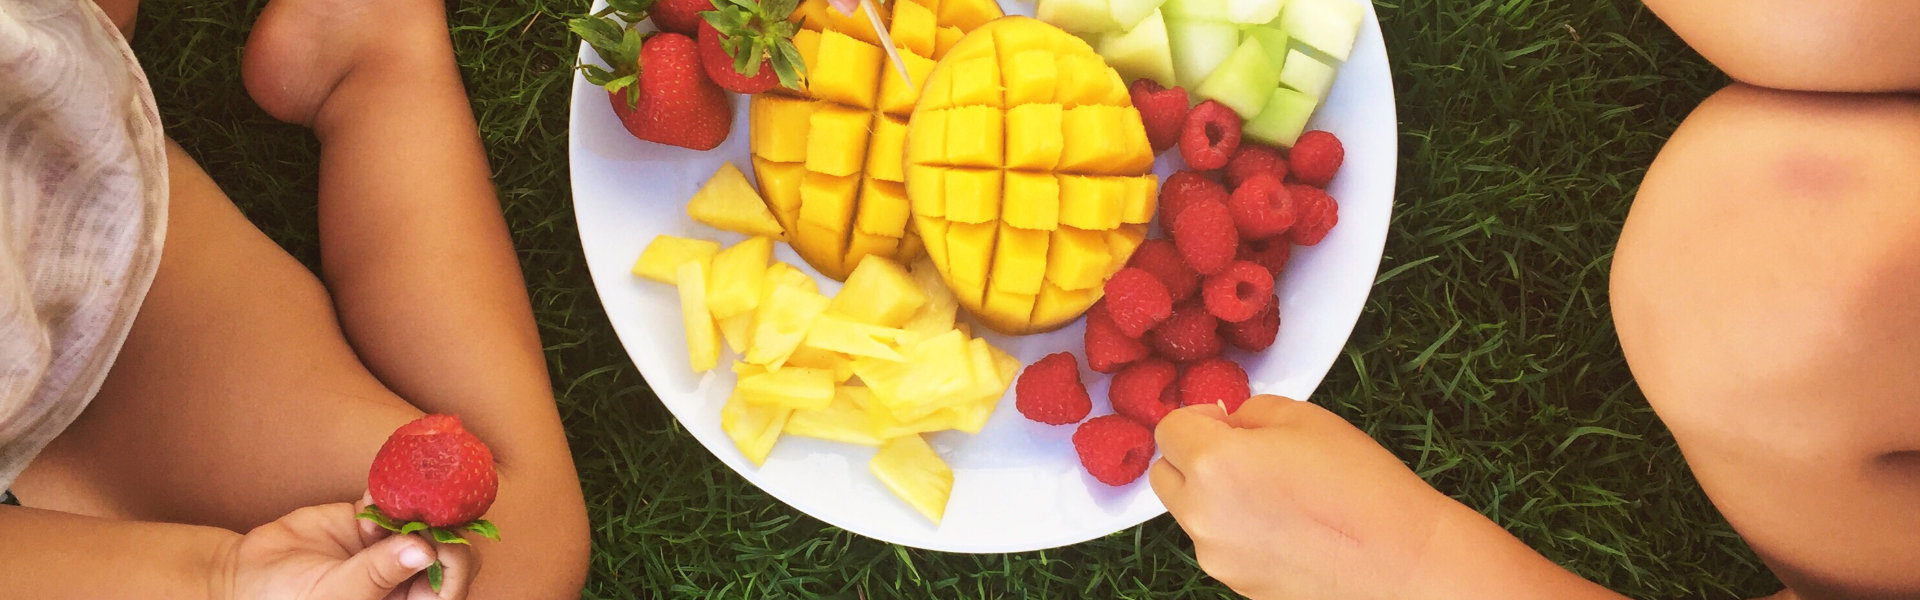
[{"xmin": 568, "ymin": 1, "xmax": 1396, "ymax": 552}]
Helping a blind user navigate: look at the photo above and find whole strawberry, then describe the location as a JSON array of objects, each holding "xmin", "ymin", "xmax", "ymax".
[
  {"xmin": 359, "ymin": 414, "xmax": 501, "ymax": 592},
  {"xmin": 650, "ymin": 0, "xmax": 715, "ymax": 36},
  {"xmin": 574, "ymin": 12, "xmax": 734, "ymax": 150},
  {"xmin": 697, "ymin": 0, "xmax": 805, "ymax": 94}
]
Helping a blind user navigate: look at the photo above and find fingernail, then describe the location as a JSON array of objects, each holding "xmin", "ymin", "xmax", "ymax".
[{"xmin": 399, "ymin": 546, "xmax": 433, "ymax": 570}]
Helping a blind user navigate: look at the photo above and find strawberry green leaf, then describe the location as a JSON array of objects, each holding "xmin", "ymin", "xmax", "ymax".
[
  {"xmin": 607, "ymin": 0, "xmax": 655, "ymax": 15},
  {"xmin": 427, "ymin": 561, "xmax": 444, "ymax": 593},
  {"xmin": 464, "ymin": 520, "xmax": 502, "ymax": 542},
  {"xmin": 429, "ymin": 527, "xmax": 471, "ymax": 545},
  {"xmin": 398, "ymin": 521, "xmax": 430, "ymax": 536},
  {"xmin": 355, "ymin": 505, "xmax": 402, "ymax": 533}
]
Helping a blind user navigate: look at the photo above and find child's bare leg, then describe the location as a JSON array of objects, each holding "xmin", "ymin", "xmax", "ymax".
[
  {"xmin": 1643, "ymin": 0, "xmax": 1920, "ymax": 94},
  {"xmin": 1613, "ymin": 84, "xmax": 1920, "ymax": 599}
]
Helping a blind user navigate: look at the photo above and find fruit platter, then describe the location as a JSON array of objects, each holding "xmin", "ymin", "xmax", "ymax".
[{"xmin": 568, "ymin": 0, "xmax": 1395, "ymax": 552}]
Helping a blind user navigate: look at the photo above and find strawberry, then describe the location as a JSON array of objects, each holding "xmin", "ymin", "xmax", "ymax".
[
  {"xmin": 650, "ymin": 0, "xmax": 715, "ymax": 37},
  {"xmin": 358, "ymin": 414, "xmax": 501, "ymax": 592},
  {"xmin": 697, "ymin": 0, "xmax": 805, "ymax": 94},
  {"xmin": 574, "ymin": 10, "xmax": 734, "ymax": 150}
]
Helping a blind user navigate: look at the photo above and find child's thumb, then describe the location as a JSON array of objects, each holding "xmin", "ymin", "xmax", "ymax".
[{"xmin": 319, "ymin": 534, "xmax": 435, "ymax": 599}]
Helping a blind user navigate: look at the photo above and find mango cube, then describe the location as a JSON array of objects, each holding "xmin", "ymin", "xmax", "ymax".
[
  {"xmin": 907, "ymin": 164, "xmax": 946, "ymax": 218},
  {"xmin": 981, "ymin": 287, "xmax": 1037, "ymax": 330},
  {"xmin": 737, "ymin": 366, "xmax": 837, "ymax": 410},
  {"xmin": 1045, "ymin": 227, "xmax": 1112, "ymax": 290},
  {"xmin": 1001, "ymin": 49, "xmax": 1058, "ymax": 105},
  {"xmin": 870, "ymin": 435, "xmax": 954, "ymax": 524},
  {"xmin": 1057, "ymin": 175, "xmax": 1126, "ymax": 230},
  {"xmin": 675, "ymin": 261, "xmax": 721, "ymax": 373},
  {"xmin": 798, "ymin": 171, "xmax": 859, "ymax": 232},
  {"xmin": 890, "ymin": 0, "xmax": 938, "ymax": 57},
  {"xmin": 943, "ymin": 106, "xmax": 1004, "ymax": 168},
  {"xmin": 633, "ymin": 235, "xmax": 718, "ymax": 284},
  {"xmin": 1004, "ymin": 103, "xmax": 1064, "ymax": 170},
  {"xmin": 812, "ymin": 31, "xmax": 883, "ymax": 109},
  {"xmin": 943, "ymin": 168, "xmax": 1002, "ymax": 224},
  {"xmin": 748, "ymin": 96, "xmax": 815, "ymax": 163},
  {"xmin": 949, "ymin": 56, "xmax": 1003, "ymax": 107},
  {"xmin": 1060, "ymin": 105, "xmax": 1153, "ymax": 174},
  {"xmin": 855, "ymin": 178, "xmax": 912, "ymax": 238},
  {"xmin": 1119, "ymin": 174, "xmax": 1158, "ymax": 224},
  {"xmin": 990, "ymin": 225, "xmax": 1049, "ymax": 295},
  {"xmin": 1033, "ymin": 281, "xmax": 1101, "ymax": 326},
  {"xmin": 1002, "ymin": 171, "xmax": 1061, "ymax": 230},
  {"xmin": 865, "ymin": 118, "xmax": 910, "ymax": 183},
  {"xmin": 721, "ymin": 389, "xmax": 791, "ymax": 466},
  {"xmin": 750, "ymin": 157, "xmax": 807, "ymax": 232},
  {"xmin": 806, "ymin": 105, "xmax": 874, "ymax": 177},
  {"xmin": 878, "ymin": 52, "xmax": 938, "ymax": 115},
  {"xmin": 944, "ymin": 221, "xmax": 998, "ymax": 302}
]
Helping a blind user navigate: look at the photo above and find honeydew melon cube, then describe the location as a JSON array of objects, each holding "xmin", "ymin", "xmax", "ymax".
[
  {"xmin": 1195, "ymin": 36, "xmax": 1281, "ymax": 118},
  {"xmin": 1244, "ymin": 85, "xmax": 1317, "ymax": 147},
  {"xmin": 1279, "ymin": 0, "xmax": 1363, "ymax": 61},
  {"xmin": 1036, "ymin": 0, "xmax": 1122, "ymax": 34},
  {"xmin": 1107, "ymin": 0, "xmax": 1169, "ymax": 31},
  {"xmin": 1225, "ymin": 0, "xmax": 1282, "ymax": 25},
  {"xmin": 1097, "ymin": 9, "xmax": 1178, "ymax": 87},
  {"xmin": 1164, "ymin": 18, "xmax": 1241, "ymax": 88},
  {"xmin": 1162, "ymin": 0, "xmax": 1228, "ymax": 22},
  {"xmin": 1278, "ymin": 46, "xmax": 1339, "ymax": 99},
  {"xmin": 1240, "ymin": 24, "xmax": 1291, "ymax": 74}
]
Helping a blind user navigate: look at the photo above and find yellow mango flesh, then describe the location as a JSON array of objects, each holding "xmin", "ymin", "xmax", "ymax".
[
  {"xmin": 749, "ymin": 0, "xmax": 1005, "ymax": 280},
  {"xmin": 904, "ymin": 17, "xmax": 1158, "ymax": 334}
]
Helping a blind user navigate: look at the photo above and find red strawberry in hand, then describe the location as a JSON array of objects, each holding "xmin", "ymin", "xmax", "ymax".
[
  {"xmin": 696, "ymin": 0, "xmax": 806, "ymax": 94},
  {"xmin": 359, "ymin": 414, "xmax": 501, "ymax": 591},
  {"xmin": 574, "ymin": 12, "xmax": 734, "ymax": 150}
]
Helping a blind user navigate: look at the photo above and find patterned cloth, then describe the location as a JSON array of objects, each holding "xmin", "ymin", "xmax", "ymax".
[{"xmin": 0, "ymin": 0, "xmax": 168, "ymax": 491}]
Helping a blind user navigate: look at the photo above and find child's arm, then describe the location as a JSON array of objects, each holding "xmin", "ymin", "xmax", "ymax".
[
  {"xmin": 1150, "ymin": 396, "xmax": 1625, "ymax": 600},
  {"xmin": 0, "ymin": 499, "xmax": 473, "ymax": 599}
]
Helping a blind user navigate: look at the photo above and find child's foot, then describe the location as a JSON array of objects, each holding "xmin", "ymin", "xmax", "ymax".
[{"xmin": 241, "ymin": 0, "xmax": 447, "ymax": 127}]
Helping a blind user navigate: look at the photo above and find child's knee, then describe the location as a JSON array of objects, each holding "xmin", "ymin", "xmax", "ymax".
[
  {"xmin": 474, "ymin": 464, "xmax": 590, "ymax": 599},
  {"xmin": 1645, "ymin": 0, "xmax": 1920, "ymax": 93}
]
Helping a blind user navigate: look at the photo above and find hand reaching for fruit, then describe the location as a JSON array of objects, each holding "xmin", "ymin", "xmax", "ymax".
[{"xmin": 226, "ymin": 496, "xmax": 476, "ymax": 600}]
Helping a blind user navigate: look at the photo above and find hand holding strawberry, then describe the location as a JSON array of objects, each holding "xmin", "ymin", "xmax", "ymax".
[{"xmin": 357, "ymin": 414, "xmax": 501, "ymax": 593}]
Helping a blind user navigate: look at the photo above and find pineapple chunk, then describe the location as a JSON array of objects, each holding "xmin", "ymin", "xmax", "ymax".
[
  {"xmin": 786, "ymin": 346, "xmax": 855, "ymax": 382},
  {"xmin": 721, "ymin": 388, "xmax": 791, "ymax": 466},
  {"xmin": 869, "ymin": 435, "xmax": 954, "ymax": 524},
  {"xmin": 707, "ymin": 237, "xmax": 773, "ymax": 320},
  {"xmin": 689, "ymin": 163, "xmax": 786, "ymax": 239},
  {"xmin": 675, "ymin": 261, "xmax": 720, "ymax": 373},
  {"xmin": 804, "ymin": 314, "xmax": 908, "ymax": 361},
  {"xmin": 718, "ymin": 312, "xmax": 754, "ymax": 355},
  {"xmin": 737, "ymin": 367, "xmax": 838, "ymax": 410},
  {"xmin": 899, "ymin": 258, "xmax": 960, "ymax": 340},
  {"xmin": 784, "ymin": 385, "xmax": 885, "ymax": 446},
  {"xmin": 744, "ymin": 283, "xmax": 830, "ymax": 368},
  {"xmin": 633, "ymin": 235, "xmax": 719, "ymax": 284},
  {"xmin": 828, "ymin": 254, "xmax": 929, "ymax": 327}
]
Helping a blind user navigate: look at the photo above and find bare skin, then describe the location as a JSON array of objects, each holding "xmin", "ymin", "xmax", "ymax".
[
  {"xmin": 1641, "ymin": 0, "xmax": 1920, "ymax": 93},
  {"xmin": 9, "ymin": 0, "xmax": 587, "ymax": 597},
  {"xmin": 1613, "ymin": 84, "xmax": 1920, "ymax": 599}
]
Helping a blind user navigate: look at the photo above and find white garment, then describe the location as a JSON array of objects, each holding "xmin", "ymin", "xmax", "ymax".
[{"xmin": 0, "ymin": 0, "xmax": 168, "ymax": 491}]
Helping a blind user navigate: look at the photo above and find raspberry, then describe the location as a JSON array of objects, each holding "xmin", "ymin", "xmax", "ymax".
[
  {"xmin": 1238, "ymin": 235, "xmax": 1293, "ymax": 279},
  {"xmin": 1110, "ymin": 359, "xmax": 1180, "ymax": 428},
  {"xmin": 1286, "ymin": 184, "xmax": 1339, "ymax": 246},
  {"xmin": 1289, "ymin": 130, "xmax": 1344, "ymax": 187},
  {"xmin": 1179, "ymin": 358, "xmax": 1250, "ymax": 413},
  {"xmin": 1127, "ymin": 239, "xmax": 1199, "ymax": 302},
  {"xmin": 1178, "ymin": 100, "xmax": 1242, "ymax": 171},
  {"xmin": 1128, "ymin": 79, "xmax": 1190, "ymax": 154},
  {"xmin": 1201, "ymin": 261, "xmax": 1274, "ymax": 323},
  {"xmin": 1158, "ymin": 170, "xmax": 1227, "ymax": 230},
  {"xmin": 1072, "ymin": 414, "xmax": 1156, "ymax": 486},
  {"xmin": 1015, "ymin": 352, "xmax": 1091, "ymax": 425},
  {"xmin": 1171, "ymin": 198, "xmax": 1239, "ymax": 275},
  {"xmin": 1085, "ymin": 302, "xmax": 1150, "ymax": 373},
  {"xmin": 1226, "ymin": 172, "xmax": 1296, "ymax": 239},
  {"xmin": 1149, "ymin": 301, "xmax": 1222, "ymax": 362},
  {"xmin": 1103, "ymin": 268, "xmax": 1173, "ymax": 338},
  {"xmin": 1223, "ymin": 300, "xmax": 1280, "ymax": 352},
  {"xmin": 1225, "ymin": 143, "xmax": 1288, "ymax": 188}
]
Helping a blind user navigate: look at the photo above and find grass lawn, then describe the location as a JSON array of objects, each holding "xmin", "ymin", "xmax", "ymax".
[{"xmin": 133, "ymin": 0, "xmax": 1770, "ymax": 597}]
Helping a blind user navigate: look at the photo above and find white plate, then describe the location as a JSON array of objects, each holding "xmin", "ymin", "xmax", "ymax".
[{"xmin": 568, "ymin": 1, "xmax": 1396, "ymax": 553}]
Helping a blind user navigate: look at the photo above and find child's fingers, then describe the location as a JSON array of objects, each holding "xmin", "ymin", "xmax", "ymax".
[
  {"xmin": 353, "ymin": 492, "xmax": 387, "ymax": 547},
  {"xmin": 320, "ymin": 534, "xmax": 434, "ymax": 599},
  {"xmin": 1147, "ymin": 458, "xmax": 1187, "ymax": 506},
  {"xmin": 1155, "ymin": 404, "xmax": 1232, "ymax": 473},
  {"xmin": 1221, "ymin": 395, "xmax": 1312, "ymax": 429},
  {"xmin": 410, "ymin": 540, "xmax": 478, "ymax": 600}
]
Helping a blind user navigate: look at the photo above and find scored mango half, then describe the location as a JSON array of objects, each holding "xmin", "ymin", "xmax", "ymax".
[
  {"xmin": 748, "ymin": 0, "xmax": 1005, "ymax": 280},
  {"xmin": 905, "ymin": 17, "xmax": 1157, "ymax": 335}
]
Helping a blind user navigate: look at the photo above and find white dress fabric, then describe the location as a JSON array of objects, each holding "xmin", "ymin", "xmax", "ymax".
[{"xmin": 0, "ymin": 0, "xmax": 168, "ymax": 491}]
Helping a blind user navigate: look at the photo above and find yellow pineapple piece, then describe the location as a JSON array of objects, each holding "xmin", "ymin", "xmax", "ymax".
[
  {"xmin": 721, "ymin": 388, "xmax": 791, "ymax": 466},
  {"xmin": 763, "ymin": 261, "xmax": 818, "ymax": 295},
  {"xmin": 706, "ymin": 237, "xmax": 773, "ymax": 320},
  {"xmin": 786, "ymin": 346, "xmax": 855, "ymax": 382},
  {"xmin": 744, "ymin": 283, "xmax": 830, "ymax": 368},
  {"xmin": 804, "ymin": 314, "xmax": 908, "ymax": 361},
  {"xmin": 688, "ymin": 163, "xmax": 785, "ymax": 239},
  {"xmin": 675, "ymin": 262, "xmax": 721, "ymax": 373},
  {"xmin": 718, "ymin": 312, "xmax": 753, "ymax": 355},
  {"xmin": 904, "ymin": 17, "xmax": 1155, "ymax": 334},
  {"xmin": 829, "ymin": 254, "xmax": 929, "ymax": 327},
  {"xmin": 737, "ymin": 366, "xmax": 837, "ymax": 410},
  {"xmin": 899, "ymin": 257, "xmax": 960, "ymax": 340},
  {"xmin": 748, "ymin": 0, "xmax": 1003, "ymax": 281},
  {"xmin": 633, "ymin": 235, "xmax": 719, "ymax": 284},
  {"xmin": 785, "ymin": 385, "xmax": 885, "ymax": 446},
  {"xmin": 869, "ymin": 435, "xmax": 954, "ymax": 524}
]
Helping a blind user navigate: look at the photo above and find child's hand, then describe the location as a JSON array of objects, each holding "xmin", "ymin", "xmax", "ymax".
[
  {"xmin": 226, "ymin": 495, "xmax": 476, "ymax": 600},
  {"xmin": 1150, "ymin": 396, "xmax": 1452, "ymax": 600}
]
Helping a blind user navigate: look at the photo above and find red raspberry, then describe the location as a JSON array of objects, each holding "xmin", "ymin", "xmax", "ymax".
[
  {"xmin": 1223, "ymin": 300, "xmax": 1280, "ymax": 351},
  {"xmin": 1128, "ymin": 79, "xmax": 1190, "ymax": 154},
  {"xmin": 1178, "ymin": 100, "xmax": 1242, "ymax": 171},
  {"xmin": 1201, "ymin": 261, "xmax": 1274, "ymax": 323},
  {"xmin": 1225, "ymin": 143, "xmax": 1288, "ymax": 188},
  {"xmin": 1226, "ymin": 173, "xmax": 1296, "ymax": 239},
  {"xmin": 1073, "ymin": 414, "xmax": 1156, "ymax": 486},
  {"xmin": 1286, "ymin": 184, "xmax": 1339, "ymax": 246},
  {"xmin": 1085, "ymin": 303, "xmax": 1150, "ymax": 373},
  {"xmin": 1158, "ymin": 170, "xmax": 1228, "ymax": 230},
  {"xmin": 1127, "ymin": 239, "xmax": 1199, "ymax": 303},
  {"xmin": 1171, "ymin": 198, "xmax": 1239, "ymax": 275},
  {"xmin": 1103, "ymin": 268, "xmax": 1173, "ymax": 338},
  {"xmin": 1110, "ymin": 359, "xmax": 1180, "ymax": 428},
  {"xmin": 1179, "ymin": 358, "xmax": 1250, "ymax": 413},
  {"xmin": 1289, "ymin": 130, "xmax": 1344, "ymax": 187},
  {"xmin": 1238, "ymin": 235, "xmax": 1293, "ymax": 279},
  {"xmin": 1015, "ymin": 352, "xmax": 1091, "ymax": 425},
  {"xmin": 1149, "ymin": 301, "xmax": 1222, "ymax": 362}
]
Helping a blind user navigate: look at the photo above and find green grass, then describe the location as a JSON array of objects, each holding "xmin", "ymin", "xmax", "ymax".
[{"xmin": 133, "ymin": 0, "xmax": 1771, "ymax": 597}]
